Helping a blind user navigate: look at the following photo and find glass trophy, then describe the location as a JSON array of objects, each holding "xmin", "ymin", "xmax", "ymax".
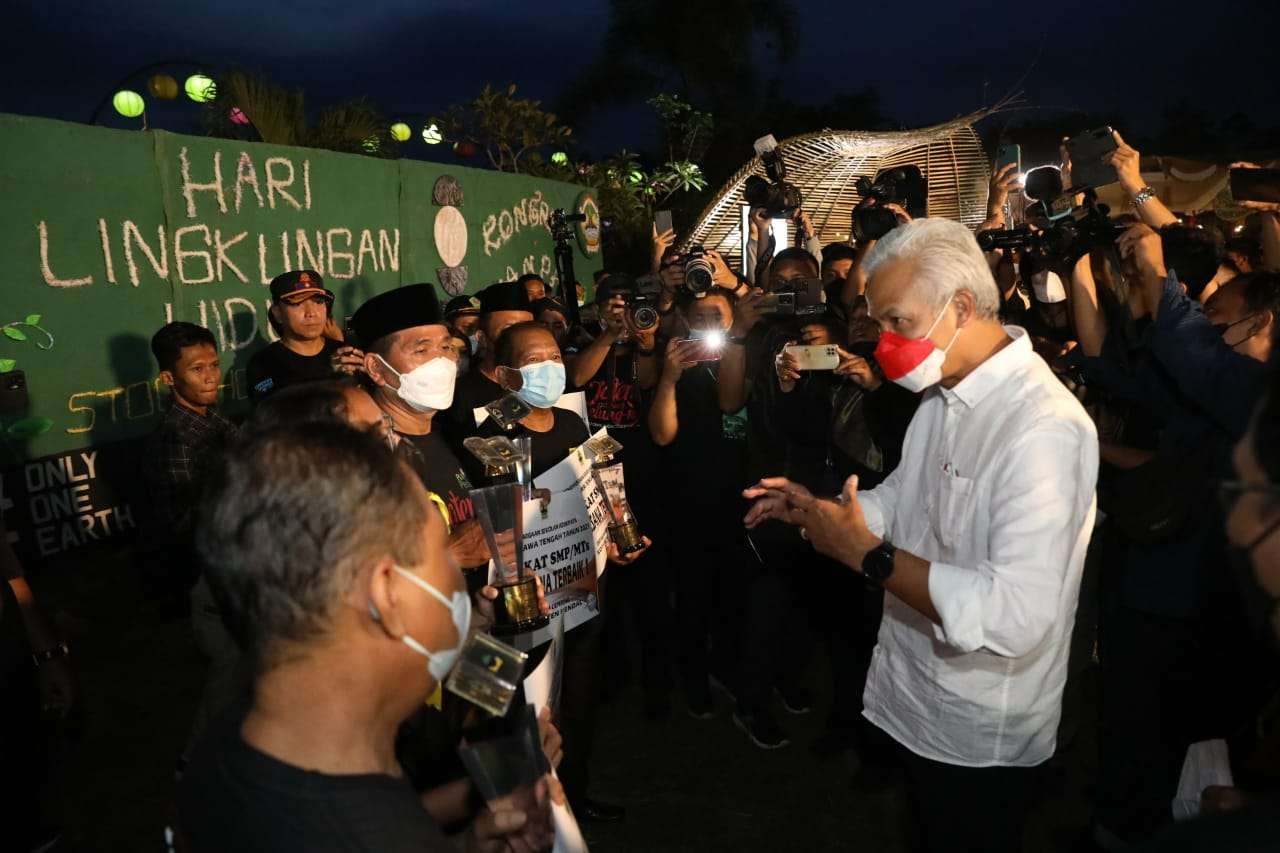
[
  {"xmin": 582, "ymin": 434, "xmax": 646, "ymax": 556},
  {"xmin": 469, "ymin": 482, "xmax": 548, "ymax": 635}
]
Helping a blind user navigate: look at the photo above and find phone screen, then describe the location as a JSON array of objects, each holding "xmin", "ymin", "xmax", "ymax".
[
  {"xmin": 1066, "ymin": 127, "xmax": 1119, "ymax": 190},
  {"xmin": 997, "ymin": 144, "xmax": 1022, "ymax": 174},
  {"xmin": 1230, "ymin": 168, "xmax": 1280, "ymax": 205},
  {"xmin": 654, "ymin": 210, "xmax": 674, "ymax": 235}
]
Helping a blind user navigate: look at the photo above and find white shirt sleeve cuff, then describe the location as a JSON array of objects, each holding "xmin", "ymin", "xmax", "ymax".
[
  {"xmin": 859, "ymin": 492, "xmax": 886, "ymax": 538},
  {"xmin": 927, "ymin": 561, "xmax": 985, "ymax": 653}
]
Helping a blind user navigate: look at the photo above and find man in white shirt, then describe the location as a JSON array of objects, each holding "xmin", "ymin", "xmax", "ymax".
[{"xmin": 745, "ymin": 217, "xmax": 1098, "ymax": 852}]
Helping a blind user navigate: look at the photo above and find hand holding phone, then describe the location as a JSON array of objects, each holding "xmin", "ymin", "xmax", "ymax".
[{"xmin": 782, "ymin": 343, "xmax": 840, "ymax": 371}]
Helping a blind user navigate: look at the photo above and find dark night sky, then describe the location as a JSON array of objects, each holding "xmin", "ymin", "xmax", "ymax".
[{"xmin": 3, "ymin": 0, "xmax": 1277, "ymax": 158}]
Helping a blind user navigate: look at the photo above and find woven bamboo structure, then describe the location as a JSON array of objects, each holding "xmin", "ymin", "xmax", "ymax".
[{"xmin": 686, "ymin": 111, "xmax": 993, "ymax": 259}]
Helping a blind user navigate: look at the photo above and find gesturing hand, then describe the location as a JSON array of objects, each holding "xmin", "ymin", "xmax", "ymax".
[{"xmin": 987, "ymin": 162, "xmax": 1021, "ymax": 219}]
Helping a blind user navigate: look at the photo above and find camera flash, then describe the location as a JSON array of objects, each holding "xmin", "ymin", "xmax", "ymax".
[{"xmin": 704, "ymin": 331, "xmax": 725, "ymax": 349}]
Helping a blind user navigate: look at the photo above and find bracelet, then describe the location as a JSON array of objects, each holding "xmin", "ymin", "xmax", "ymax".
[
  {"xmin": 32, "ymin": 642, "xmax": 69, "ymax": 668},
  {"xmin": 1131, "ymin": 186, "xmax": 1157, "ymax": 207}
]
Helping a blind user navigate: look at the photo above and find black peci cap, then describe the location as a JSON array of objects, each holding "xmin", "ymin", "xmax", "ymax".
[
  {"xmin": 444, "ymin": 294, "xmax": 482, "ymax": 318},
  {"xmin": 477, "ymin": 282, "xmax": 532, "ymax": 315},
  {"xmin": 348, "ymin": 283, "xmax": 444, "ymax": 350}
]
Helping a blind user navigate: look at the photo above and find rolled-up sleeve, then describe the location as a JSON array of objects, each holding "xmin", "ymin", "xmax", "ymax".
[{"xmin": 927, "ymin": 420, "xmax": 1098, "ymax": 656}]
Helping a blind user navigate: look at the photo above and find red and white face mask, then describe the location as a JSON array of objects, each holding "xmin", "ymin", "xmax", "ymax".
[{"xmin": 873, "ymin": 294, "xmax": 961, "ymax": 392}]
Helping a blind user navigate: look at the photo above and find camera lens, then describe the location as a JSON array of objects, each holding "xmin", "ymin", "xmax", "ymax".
[
  {"xmin": 684, "ymin": 257, "xmax": 714, "ymax": 294},
  {"xmin": 630, "ymin": 305, "xmax": 659, "ymax": 331}
]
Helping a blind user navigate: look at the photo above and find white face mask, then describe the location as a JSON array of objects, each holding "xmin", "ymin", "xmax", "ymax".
[
  {"xmin": 376, "ymin": 354, "xmax": 456, "ymax": 413},
  {"xmin": 372, "ymin": 565, "xmax": 472, "ymax": 683},
  {"xmin": 1031, "ymin": 270, "xmax": 1067, "ymax": 304}
]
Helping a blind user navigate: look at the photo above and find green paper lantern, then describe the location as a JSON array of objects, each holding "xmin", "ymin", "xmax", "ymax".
[
  {"xmin": 551, "ymin": 151, "xmax": 569, "ymax": 165},
  {"xmin": 112, "ymin": 90, "xmax": 145, "ymax": 118},
  {"xmin": 362, "ymin": 136, "xmax": 380, "ymax": 153},
  {"xmin": 184, "ymin": 74, "xmax": 217, "ymax": 103},
  {"xmin": 390, "ymin": 122, "xmax": 411, "ymax": 143},
  {"xmin": 422, "ymin": 123, "xmax": 443, "ymax": 145}
]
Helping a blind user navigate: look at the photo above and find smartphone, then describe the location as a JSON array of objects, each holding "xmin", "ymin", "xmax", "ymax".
[
  {"xmin": 1066, "ymin": 127, "xmax": 1119, "ymax": 190},
  {"xmin": 1229, "ymin": 167, "xmax": 1280, "ymax": 205},
  {"xmin": 996, "ymin": 143, "xmax": 1022, "ymax": 175},
  {"xmin": 783, "ymin": 343, "xmax": 840, "ymax": 371},
  {"xmin": 673, "ymin": 330, "xmax": 724, "ymax": 363},
  {"xmin": 654, "ymin": 209, "xmax": 674, "ymax": 236}
]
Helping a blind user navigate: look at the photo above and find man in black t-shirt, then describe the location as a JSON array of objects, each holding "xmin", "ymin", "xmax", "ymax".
[
  {"xmin": 442, "ymin": 282, "xmax": 534, "ymax": 442},
  {"xmin": 350, "ymin": 283, "xmax": 511, "ymax": 583},
  {"xmin": 246, "ymin": 270, "xmax": 350, "ymax": 402},
  {"xmin": 180, "ymin": 425, "xmax": 554, "ymax": 852}
]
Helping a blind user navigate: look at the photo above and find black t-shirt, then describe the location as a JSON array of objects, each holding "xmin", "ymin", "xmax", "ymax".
[
  {"xmin": 397, "ymin": 431, "xmax": 476, "ymax": 529},
  {"xmin": 670, "ymin": 364, "xmax": 748, "ymax": 497},
  {"xmin": 179, "ymin": 706, "xmax": 450, "ymax": 853},
  {"xmin": 441, "ymin": 369, "xmax": 506, "ymax": 443},
  {"xmin": 246, "ymin": 339, "xmax": 341, "ymax": 402},
  {"xmin": 469, "ymin": 408, "xmax": 590, "ymax": 483},
  {"xmin": 580, "ymin": 350, "xmax": 644, "ymax": 432}
]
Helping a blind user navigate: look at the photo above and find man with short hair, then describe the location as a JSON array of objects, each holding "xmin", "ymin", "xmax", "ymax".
[
  {"xmin": 517, "ymin": 273, "xmax": 548, "ymax": 302},
  {"xmin": 746, "ymin": 218, "xmax": 1099, "ymax": 851},
  {"xmin": 350, "ymin": 283, "xmax": 500, "ymax": 583},
  {"xmin": 179, "ymin": 424, "xmax": 554, "ymax": 852},
  {"xmin": 246, "ymin": 270, "xmax": 347, "ymax": 402},
  {"xmin": 441, "ymin": 283, "xmax": 534, "ymax": 440},
  {"xmin": 142, "ymin": 321, "xmax": 241, "ymax": 761}
]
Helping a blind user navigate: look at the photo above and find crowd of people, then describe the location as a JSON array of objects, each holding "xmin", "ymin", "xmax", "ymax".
[{"xmin": 6, "ymin": 130, "xmax": 1280, "ymax": 852}]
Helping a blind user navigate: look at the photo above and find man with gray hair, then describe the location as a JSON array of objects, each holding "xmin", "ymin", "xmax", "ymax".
[{"xmin": 745, "ymin": 218, "xmax": 1098, "ymax": 852}]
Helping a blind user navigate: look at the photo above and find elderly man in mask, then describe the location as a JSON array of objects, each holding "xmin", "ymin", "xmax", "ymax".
[{"xmin": 746, "ymin": 218, "xmax": 1098, "ymax": 853}]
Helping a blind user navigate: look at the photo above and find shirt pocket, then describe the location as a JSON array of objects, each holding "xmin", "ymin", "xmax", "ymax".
[{"xmin": 931, "ymin": 472, "xmax": 976, "ymax": 551}]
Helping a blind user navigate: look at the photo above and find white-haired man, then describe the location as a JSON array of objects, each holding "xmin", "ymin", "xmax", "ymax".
[{"xmin": 745, "ymin": 218, "xmax": 1098, "ymax": 852}]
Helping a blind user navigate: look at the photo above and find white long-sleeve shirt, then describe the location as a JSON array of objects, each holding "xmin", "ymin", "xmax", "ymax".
[{"xmin": 859, "ymin": 326, "xmax": 1098, "ymax": 767}]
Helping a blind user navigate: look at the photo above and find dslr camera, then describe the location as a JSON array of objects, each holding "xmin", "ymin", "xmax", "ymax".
[
  {"xmin": 548, "ymin": 208, "xmax": 586, "ymax": 242},
  {"xmin": 743, "ymin": 134, "xmax": 804, "ymax": 218},
  {"xmin": 681, "ymin": 245, "xmax": 716, "ymax": 296},
  {"xmin": 976, "ymin": 164, "xmax": 1125, "ymax": 264},
  {"xmin": 625, "ymin": 277, "xmax": 663, "ymax": 332},
  {"xmin": 852, "ymin": 165, "xmax": 927, "ymax": 243}
]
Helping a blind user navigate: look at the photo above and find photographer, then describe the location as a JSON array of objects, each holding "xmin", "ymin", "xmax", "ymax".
[
  {"xmin": 648, "ymin": 289, "xmax": 752, "ymax": 721},
  {"xmin": 744, "ymin": 218, "xmax": 1098, "ymax": 852}
]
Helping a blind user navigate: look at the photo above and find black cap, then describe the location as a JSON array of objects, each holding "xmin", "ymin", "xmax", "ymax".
[
  {"xmin": 270, "ymin": 269, "xmax": 333, "ymax": 303},
  {"xmin": 477, "ymin": 282, "xmax": 532, "ymax": 315},
  {"xmin": 444, "ymin": 294, "xmax": 482, "ymax": 318},
  {"xmin": 349, "ymin": 283, "xmax": 444, "ymax": 350}
]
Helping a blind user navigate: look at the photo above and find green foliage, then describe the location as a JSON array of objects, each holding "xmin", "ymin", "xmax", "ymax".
[
  {"xmin": 429, "ymin": 84, "xmax": 573, "ymax": 173},
  {"xmin": 0, "ymin": 359, "xmax": 15, "ymax": 373},
  {"xmin": 203, "ymin": 71, "xmax": 394, "ymax": 158}
]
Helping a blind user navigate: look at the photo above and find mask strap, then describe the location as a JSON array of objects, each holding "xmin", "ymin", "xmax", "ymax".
[
  {"xmin": 374, "ymin": 353, "xmax": 403, "ymax": 383},
  {"xmin": 401, "ymin": 632, "xmax": 437, "ymax": 659},
  {"xmin": 392, "ymin": 564, "xmax": 455, "ymax": 611},
  {"xmin": 923, "ymin": 293, "xmax": 956, "ymax": 338}
]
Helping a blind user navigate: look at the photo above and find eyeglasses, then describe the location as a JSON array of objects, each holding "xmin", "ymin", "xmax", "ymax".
[{"xmin": 1216, "ymin": 479, "xmax": 1280, "ymax": 514}]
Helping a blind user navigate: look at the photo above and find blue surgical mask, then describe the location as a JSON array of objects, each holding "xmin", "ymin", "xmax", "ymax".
[
  {"xmin": 371, "ymin": 565, "xmax": 471, "ymax": 682},
  {"xmin": 515, "ymin": 360, "xmax": 566, "ymax": 409}
]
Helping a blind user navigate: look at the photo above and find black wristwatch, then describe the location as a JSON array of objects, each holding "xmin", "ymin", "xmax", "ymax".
[{"xmin": 861, "ymin": 541, "xmax": 897, "ymax": 584}]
